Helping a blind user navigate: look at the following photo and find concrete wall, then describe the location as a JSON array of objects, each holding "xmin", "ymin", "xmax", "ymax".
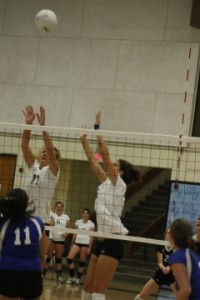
[{"xmin": 0, "ymin": 0, "xmax": 199, "ymax": 135}]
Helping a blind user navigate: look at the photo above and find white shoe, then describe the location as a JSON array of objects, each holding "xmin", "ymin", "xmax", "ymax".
[
  {"xmin": 66, "ymin": 277, "xmax": 75, "ymax": 285},
  {"xmin": 74, "ymin": 278, "xmax": 80, "ymax": 285},
  {"xmin": 57, "ymin": 276, "xmax": 63, "ymax": 283}
]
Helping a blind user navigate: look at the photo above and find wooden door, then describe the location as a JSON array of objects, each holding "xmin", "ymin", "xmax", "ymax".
[{"xmin": 0, "ymin": 154, "xmax": 17, "ymax": 197}]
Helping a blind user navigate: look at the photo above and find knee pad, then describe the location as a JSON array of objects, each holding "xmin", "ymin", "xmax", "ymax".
[
  {"xmin": 79, "ymin": 261, "xmax": 85, "ymax": 268},
  {"xmin": 92, "ymin": 293, "xmax": 105, "ymax": 300},
  {"xmin": 55, "ymin": 258, "xmax": 62, "ymax": 264},
  {"xmin": 45, "ymin": 257, "xmax": 51, "ymax": 263},
  {"xmin": 67, "ymin": 258, "xmax": 74, "ymax": 265}
]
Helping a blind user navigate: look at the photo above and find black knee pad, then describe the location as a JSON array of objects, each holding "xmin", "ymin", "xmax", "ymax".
[
  {"xmin": 79, "ymin": 261, "xmax": 85, "ymax": 268},
  {"xmin": 55, "ymin": 258, "xmax": 62, "ymax": 264},
  {"xmin": 45, "ymin": 257, "xmax": 51, "ymax": 263},
  {"xmin": 67, "ymin": 258, "xmax": 74, "ymax": 265}
]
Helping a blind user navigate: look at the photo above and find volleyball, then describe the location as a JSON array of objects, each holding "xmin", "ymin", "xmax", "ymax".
[{"xmin": 35, "ymin": 9, "xmax": 58, "ymax": 33}]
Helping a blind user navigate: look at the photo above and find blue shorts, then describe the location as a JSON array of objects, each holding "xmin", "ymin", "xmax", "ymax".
[{"xmin": 92, "ymin": 239, "xmax": 124, "ymax": 261}]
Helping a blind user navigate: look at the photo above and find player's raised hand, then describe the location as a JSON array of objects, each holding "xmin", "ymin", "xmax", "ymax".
[
  {"xmin": 22, "ymin": 105, "xmax": 35, "ymax": 125},
  {"xmin": 95, "ymin": 111, "xmax": 101, "ymax": 125},
  {"xmin": 36, "ymin": 106, "xmax": 45, "ymax": 126},
  {"xmin": 80, "ymin": 125, "xmax": 89, "ymax": 142}
]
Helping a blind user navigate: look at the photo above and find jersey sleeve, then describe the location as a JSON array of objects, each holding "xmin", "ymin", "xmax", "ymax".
[
  {"xmin": 75, "ymin": 220, "xmax": 79, "ymax": 227},
  {"xmin": 89, "ymin": 220, "xmax": 95, "ymax": 229},
  {"xmin": 168, "ymin": 249, "xmax": 186, "ymax": 266},
  {"xmin": 34, "ymin": 216, "xmax": 45, "ymax": 232}
]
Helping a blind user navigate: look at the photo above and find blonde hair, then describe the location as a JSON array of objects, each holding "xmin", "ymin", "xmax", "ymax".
[{"xmin": 35, "ymin": 146, "xmax": 61, "ymax": 161}]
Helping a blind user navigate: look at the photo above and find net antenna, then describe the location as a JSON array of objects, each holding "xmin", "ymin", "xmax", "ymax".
[{"xmin": 169, "ymin": 46, "xmax": 192, "ymax": 225}]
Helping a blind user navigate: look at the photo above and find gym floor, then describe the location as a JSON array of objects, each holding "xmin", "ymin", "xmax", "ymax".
[{"xmin": 41, "ymin": 274, "xmax": 175, "ymax": 300}]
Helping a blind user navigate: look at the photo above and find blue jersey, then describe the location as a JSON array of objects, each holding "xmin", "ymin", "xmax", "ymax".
[
  {"xmin": 169, "ymin": 248, "xmax": 200, "ymax": 300},
  {"xmin": 0, "ymin": 216, "xmax": 44, "ymax": 271}
]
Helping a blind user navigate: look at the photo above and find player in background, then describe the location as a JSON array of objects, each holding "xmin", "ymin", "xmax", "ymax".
[
  {"xmin": 134, "ymin": 230, "xmax": 176, "ymax": 300},
  {"xmin": 80, "ymin": 112, "xmax": 140, "ymax": 300},
  {"xmin": 0, "ymin": 188, "xmax": 46, "ymax": 300},
  {"xmin": 43, "ymin": 201, "xmax": 70, "ymax": 283},
  {"xmin": 66, "ymin": 208, "xmax": 95, "ymax": 285}
]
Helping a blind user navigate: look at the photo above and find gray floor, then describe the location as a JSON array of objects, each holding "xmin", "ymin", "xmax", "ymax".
[{"xmin": 41, "ymin": 272, "xmax": 175, "ymax": 300}]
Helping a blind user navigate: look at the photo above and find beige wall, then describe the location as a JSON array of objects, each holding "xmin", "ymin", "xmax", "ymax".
[{"xmin": 0, "ymin": 0, "xmax": 199, "ymax": 136}]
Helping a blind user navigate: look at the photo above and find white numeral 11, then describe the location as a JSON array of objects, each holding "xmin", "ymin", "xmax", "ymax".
[{"xmin": 14, "ymin": 227, "xmax": 31, "ymax": 245}]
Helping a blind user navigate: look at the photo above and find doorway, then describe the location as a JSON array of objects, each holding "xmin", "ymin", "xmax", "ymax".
[{"xmin": 0, "ymin": 154, "xmax": 17, "ymax": 197}]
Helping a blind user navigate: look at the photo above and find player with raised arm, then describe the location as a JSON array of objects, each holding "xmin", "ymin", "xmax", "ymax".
[
  {"xmin": 21, "ymin": 105, "xmax": 61, "ymax": 224},
  {"xmin": 80, "ymin": 112, "xmax": 140, "ymax": 300}
]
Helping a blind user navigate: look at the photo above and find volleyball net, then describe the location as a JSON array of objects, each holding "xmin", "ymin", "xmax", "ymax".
[{"xmin": 0, "ymin": 122, "xmax": 200, "ymax": 246}]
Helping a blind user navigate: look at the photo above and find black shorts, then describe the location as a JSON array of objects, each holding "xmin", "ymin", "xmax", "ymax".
[
  {"xmin": 44, "ymin": 223, "xmax": 50, "ymax": 237},
  {"xmin": 152, "ymin": 266, "xmax": 175, "ymax": 286},
  {"xmin": 52, "ymin": 240, "xmax": 65, "ymax": 245},
  {"xmin": 0, "ymin": 270, "xmax": 42, "ymax": 298},
  {"xmin": 74, "ymin": 243, "xmax": 89, "ymax": 248},
  {"xmin": 92, "ymin": 239, "xmax": 124, "ymax": 261}
]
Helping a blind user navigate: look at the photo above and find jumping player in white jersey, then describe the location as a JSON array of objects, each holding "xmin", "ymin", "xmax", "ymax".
[
  {"xmin": 0, "ymin": 188, "xmax": 46, "ymax": 300},
  {"xmin": 80, "ymin": 112, "xmax": 140, "ymax": 300},
  {"xmin": 21, "ymin": 105, "xmax": 61, "ymax": 224},
  {"xmin": 43, "ymin": 201, "xmax": 70, "ymax": 282},
  {"xmin": 66, "ymin": 208, "xmax": 95, "ymax": 285}
]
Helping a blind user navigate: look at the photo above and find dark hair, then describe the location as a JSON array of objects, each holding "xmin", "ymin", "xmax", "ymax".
[
  {"xmin": 170, "ymin": 219, "xmax": 200, "ymax": 255},
  {"xmin": 118, "ymin": 159, "xmax": 140, "ymax": 185},
  {"xmin": 82, "ymin": 208, "xmax": 91, "ymax": 215},
  {"xmin": 170, "ymin": 218, "xmax": 194, "ymax": 249},
  {"xmin": 0, "ymin": 188, "xmax": 35, "ymax": 222},
  {"xmin": 55, "ymin": 201, "xmax": 64, "ymax": 208}
]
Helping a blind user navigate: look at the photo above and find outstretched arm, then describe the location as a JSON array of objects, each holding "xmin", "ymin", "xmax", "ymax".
[
  {"xmin": 95, "ymin": 112, "xmax": 118, "ymax": 185},
  {"xmin": 80, "ymin": 129, "xmax": 106, "ymax": 183},
  {"xmin": 21, "ymin": 105, "xmax": 35, "ymax": 168},
  {"xmin": 36, "ymin": 106, "xmax": 59, "ymax": 177}
]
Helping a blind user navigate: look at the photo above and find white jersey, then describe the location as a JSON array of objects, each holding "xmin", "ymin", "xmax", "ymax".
[
  {"xmin": 75, "ymin": 219, "xmax": 95, "ymax": 245},
  {"xmin": 95, "ymin": 175, "xmax": 128, "ymax": 235},
  {"xmin": 25, "ymin": 160, "xmax": 60, "ymax": 223},
  {"xmin": 51, "ymin": 213, "xmax": 70, "ymax": 242}
]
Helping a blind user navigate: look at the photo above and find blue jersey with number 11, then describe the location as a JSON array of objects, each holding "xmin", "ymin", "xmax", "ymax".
[{"xmin": 0, "ymin": 216, "xmax": 44, "ymax": 271}]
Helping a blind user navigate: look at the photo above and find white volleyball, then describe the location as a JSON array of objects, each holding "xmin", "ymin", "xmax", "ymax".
[{"xmin": 35, "ymin": 9, "xmax": 58, "ymax": 33}]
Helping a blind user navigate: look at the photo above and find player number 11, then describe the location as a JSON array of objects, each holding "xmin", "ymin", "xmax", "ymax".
[{"xmin": 14, "ymin": 227, "xmax": 31, "ymax": 245}]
